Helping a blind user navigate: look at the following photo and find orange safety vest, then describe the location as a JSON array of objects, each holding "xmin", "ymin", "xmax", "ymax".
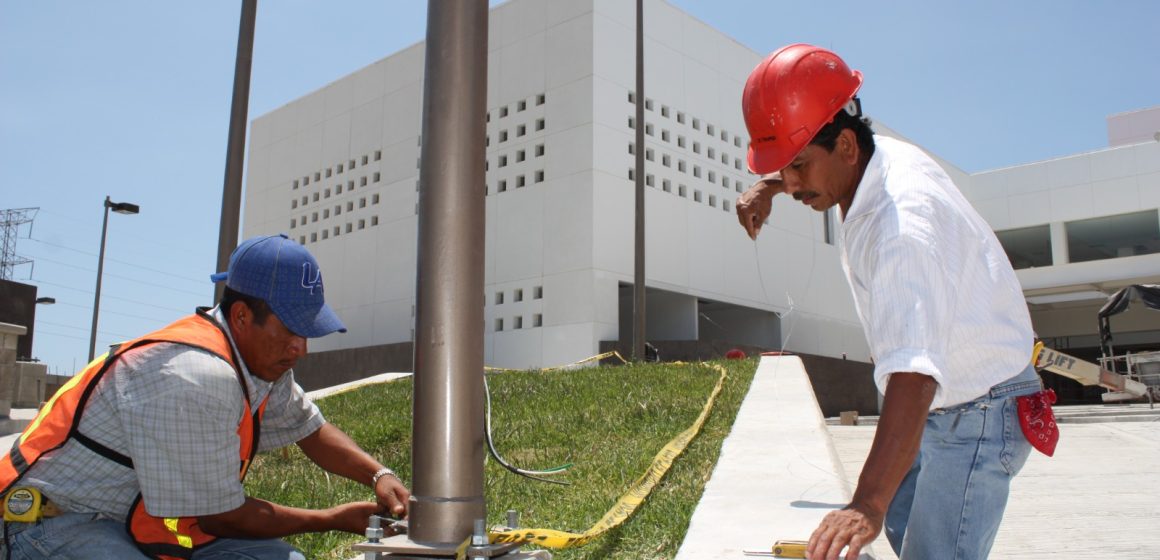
[{"xmin": 0, "ymin": 308, "xmax": 269, "ymax": 560}]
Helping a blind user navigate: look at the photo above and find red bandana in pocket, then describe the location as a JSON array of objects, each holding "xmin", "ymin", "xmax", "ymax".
[{"xmin": 1016, "ymin": 389, "xmax": 1059, "ymax": 456}]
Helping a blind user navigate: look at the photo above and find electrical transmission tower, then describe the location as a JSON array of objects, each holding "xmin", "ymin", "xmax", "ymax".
[{"xmin": 1, "ymin": 207, "xmax": 39, "ymax": 280}]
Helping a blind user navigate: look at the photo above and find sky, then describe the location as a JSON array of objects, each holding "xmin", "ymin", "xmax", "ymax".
[{"xmin": 1, "ymin": 0, "xmax": 1157, "ymax": 375}]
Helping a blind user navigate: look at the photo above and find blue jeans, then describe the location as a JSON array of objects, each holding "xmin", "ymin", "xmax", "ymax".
[
  {"xmin": 0, "ymin": 512, "xmax": 305, "ymax": 560},
  {"xmin": 884, "ymin": 364, "xmax": 1041, "ymax": 560}
]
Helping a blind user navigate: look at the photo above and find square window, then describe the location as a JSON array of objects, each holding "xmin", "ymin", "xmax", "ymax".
[
  {"xmin": 348, "ymin": 180, "xmax": 354, "ymax": 189},
  {"xmin": 347, "ymin": 202, "xmax": 354, "ymax": 211},
  {"xmin": 304, "ymin": 176, "xmax": 310, "ymax": 186},
  {"xmin": 517, "ymin": 150, "xmax": 526, "ymax": 162},
  {"xmin": 692, "ymin": 118, "xmax": 701, "ymax": 130},
  {"xmin": 693, "ymin": 166, "xmax": 702, "ymax": 178},
  {"xmin": 293, "ymin": 179, "xmax": 300, "ymax": 189},
  {"xmin": 372, "ymin": 194, "xmax": 380, "ymax": 204},
  {"xmin": 517, "ymin": 175, "xmax": 526, "ymax": 188},
  {"xmin": 325, "ymin": 168, "xmax": 332, "ymax": 178},
  {"xmin": 534, "ymin": 170, "xmax": 544, "ymax": 183},
  {"xmin": 533, "ymin": 286, "xmax": 543, "ymax": 299},
  {"xmin": 628, "ymin": 91, "xmax": 635, "ymax": 103},
  {"xmin": 323, "ymin": 209, "xmax": 330, "ymax": 219},
  {"xmin": 322, "ymin": 229, "xmax": 328, "ymax": 240},
  {"xmin": 346, "ymin": 223, "xmax": 352, "ymax": 233},
  {"xmin": 535, "ymin": 119, "xmax": 545, "ymax": 131},
  {"xmin": 514, "ymin": 289, "xmax": 523, "ymax": 302},
  {"xmin": 375, "ymin": 150, "xmax": 382, "ymax": 161},
  {"xmin": 662, "ymin": 130, "xmax": 670, "ymax": 142},
  {"xmin": 325, "ymin": 188, "xmax": 331, "ymax": 198},
  {"xmin": 334, "ymin": 226, "xmax": 340, "ymax": 236},
  {"xmin": 299, "ymin": 236, "xmax": 306, "ymax": 244},
  {"xmin": 721, "ymin": 130, "xmax": 728, "ymax": 142},
  {"xmin": 646, "ymin": 174, "xmax": 654, "ymax": 187},
  {"xmin": 709, "ymin": 195, "xmax": 717, "ymax": 208},
  {"xmin": 517, "ymin": 100, "xmax": 527, "ymax": 111},
  {"xmin": 628, "ymin": 117, "xmax": 635, "ymax": 129},
  {"xmin": 358, "ymin": 219, "xmax": 366, "ymax": 230},
  {"xmin": 678, "ymin": 136, "xmax": 686, "ymax": 148},
  {"xmin": 373, "ymin": 172, "xmax": 381, "ymax": 182},
  {"xmin": 536, "ymin": 94, "xmax": 546, "ymax": 105},
  {"xmin": 517, "ymin": 125, "xmax": 526, "ymax": 137},
  {"xmin": 291, "ymin": 199, "xmax": 298, "ymax": 209},
  {"xmin": 338, "ymin": 163, "xmax": 344, "ymax": 173},
  {"xmin": 314, "ymin": 172, "xmax": 321, "ymax": 181},
  {"xmin": 628, "ymin": 143, "xmax": 635, "ymax": 155},
  {"xmin": 495, "ymin": 291, "xmax": 504, "ymax": 305},
  {"xmin": 335, "ymin": 205, "xmax": 341, "ymax": 215},
  {"xmin": 495, "ymin": 318, "xmax": 504, "ymax": 331},
  {"xmin": 662, "ymin": 179, "xmax": 671, "ymax": 192},
  {"xmin": 499, "ymin": 155, "xmax": 508, "ymax": 167},
  {"xmin": 707, "ymin": 124, "xmax": 715, "ymax": 136},
  {"xmin": 290, "ymin": 218, "xmax": 296, "ymax": 228},
  {"xmin": 679, "ymin": 184, "xmax": 687, "ymax": 197},
  {"xmin": 645, "ymin": 98, "xmax": 654, "ymax": 110},
  {"xmin": 360, "ymin": 197, "xmax": 367, "ymax": 208},
  {"xmin": 310, "ymin": 232, "xmax": 317, "ymax": 242},
  {"xmin": 535, "ymin": 144, "xmax": 545, "ymax": 157},
  {"xmin": 693, "ymin": 142, "xmax": 701, "ymax": 154},
  {"xmin": 337, "ymin": 184, "xmax": 343, "ymax": 194},
  {"xmin": 645, "ymin": 148, "xmax": 654, "ymax": 161},
  {"xmin": 662, "ymin": 155, "xmax": 671, "ymax": 167},
  {"xmin": 349, "ymin": 159, "xmax": 356, "ymax": 169},
  {"xmin": 361, "ymin": 155, "xmax": 369, "ymax": 165},
  {"xmin": 533, "ymin": 314, "xmax": 542, "ymax": 327},
  {"xmin": 661, "ymin": 106, "xmax": 670, "ymax": 117},
  {"xmin": 628, "ymin": 168, "xmax": 635, "ymax": 180},
  {"xmin": 677, "ymin": 112, "xmax": 685, "ymax": 124},
  {"xmin": 678, "ymin": 160, "xmax": 686, "ymax": 172},
  {"xmin": 500, "ymin": 106, "xmax": 509, "ymax": 117},
  {"xmin": 302, "ymin": 196, "xmax": 308, "ymax": 205},
  {"xmin": 694, "ymin": 190, "xmax": 703, "ymax": 203},
  {"xmin": 723, "ymin": 199, "xmax": 732, "ymax": 212},
  {"xmin": 498, "ymin": 180, "xmax": 507, "ymax": 192},
  {"xmin": 500, "ymin": 130, "xmax": 508, "ymax": 142},
  {"xmin": 371, "ymin": 216, "xmax": 379, "ymax": 226},
  {"xmin": 645, "ymin": 124, "xmax": 654, "ymax": 136},
  {"xmin": 708, "ymin": 171, "xmax": 716, "ymax": 182},
  {"xmin": 360, "ymin": 176, "xmax": 367, "ymax": 187},
  {"xmin": 313, "ymin": 193, "xmax": 320, "ymax": 202},
  {"xmin": 708, "ymin": 147, "xmax": 716, "ymax": 159},
  {"xmin": 514, "ymin": 316, "xmax": 523, "ymax": 329},
  {"xmin": 734, "ymin": 137, "xmax": 742, "ymax": 148}
]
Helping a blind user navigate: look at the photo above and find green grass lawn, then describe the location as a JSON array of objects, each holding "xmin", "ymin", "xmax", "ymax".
[{"xmin": 244, "ymin": 358, "xmax": 758, "ymax": 559}]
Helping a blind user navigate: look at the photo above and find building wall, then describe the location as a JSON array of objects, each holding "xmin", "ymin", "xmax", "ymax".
[{"xmin": 242, "ymin": 0, "xmax": 1157, "ymax": 375}]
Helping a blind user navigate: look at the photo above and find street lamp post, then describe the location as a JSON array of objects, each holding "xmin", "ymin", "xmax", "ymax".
[{"xmin": 88, "ymin": 196, "xmax": 139, "ymax": 361}]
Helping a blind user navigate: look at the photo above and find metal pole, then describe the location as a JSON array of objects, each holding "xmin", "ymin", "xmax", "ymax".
[
  {"xmin": 88, "ymin": 197, "xmax": 112, "ymax": 362},
  {"xmin": 410, "ymin": 0, "xmax": 488, "ymax": 545},
  {"xmin": 214, "ymin": 0, "xmax": 258, "ymax": 303},
  {"xmin": 632, "ymin": 0, "xmax": 646, "ymax": 361}
]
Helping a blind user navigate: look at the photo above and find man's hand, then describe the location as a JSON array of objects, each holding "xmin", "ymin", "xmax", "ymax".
[
  {"xmin": 736, "ymin": 173, "xmax": 784, "ymax": 240},
  {"xmin": 374, "ymin": 472, "xmax": 410, "ymax": 518},
  {"xmin": 328, "ymin": 501, "xmax": 388, "ymax": 535},
  {"xmin": 807, "ymin": 503, "xmax": 882, "ymax": 560}
]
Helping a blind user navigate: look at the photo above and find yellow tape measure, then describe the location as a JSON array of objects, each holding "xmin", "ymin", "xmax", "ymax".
[{"xmin": 3, "ymin": 487, "xmax": 44, "ymax": 522}]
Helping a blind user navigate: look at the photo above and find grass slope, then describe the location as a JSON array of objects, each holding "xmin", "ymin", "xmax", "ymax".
[{"xmin": 244, "ymin": 358, "xmax": 758, "ymax": 559}]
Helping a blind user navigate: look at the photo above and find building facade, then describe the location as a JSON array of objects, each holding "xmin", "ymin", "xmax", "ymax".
[{"xmin": 243, "ymin": 0, "xmax": 1160, "ymax": 373}]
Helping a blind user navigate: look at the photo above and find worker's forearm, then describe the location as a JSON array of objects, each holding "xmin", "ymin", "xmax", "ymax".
[
  {"xmin": 198, "ymin": 497, "xmax": 336, "ymax": 538},
  {"xmin": 297, "ymin": 422, "xmax": 384, "ymax": 486},
  {"xmin": 850, "ymin": 372, "xmax": 937, "ymax": 515}
]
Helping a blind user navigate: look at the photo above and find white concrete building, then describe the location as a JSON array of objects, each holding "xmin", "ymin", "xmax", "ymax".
[{"xmin": 242, "ymin": 0, "xmax": 1160, "ymax": 371}]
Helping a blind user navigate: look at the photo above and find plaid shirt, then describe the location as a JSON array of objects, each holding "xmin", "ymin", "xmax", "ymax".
[{"xmin": 22, "ymin": 308, "xmax": 324, "ymax": 520}]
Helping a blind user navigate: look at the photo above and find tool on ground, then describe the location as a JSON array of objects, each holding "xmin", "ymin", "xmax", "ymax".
[{"xmin": 744, "ymin": 539, "xmax": 808, "ymax": 558}]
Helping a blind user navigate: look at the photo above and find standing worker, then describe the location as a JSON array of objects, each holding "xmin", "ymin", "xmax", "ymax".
[
  {"xmin": 0, "ymin": 234, "xmax": 409, "ymax": 560},
  {"xmin": 737, "ymin": 44, "xmax": 1049, "ymax": 560}
]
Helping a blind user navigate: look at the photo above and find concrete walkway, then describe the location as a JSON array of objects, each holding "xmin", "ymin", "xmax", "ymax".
[{"xmin": 675, "ymin": 354, "xmax": 879, "ymax": 559}]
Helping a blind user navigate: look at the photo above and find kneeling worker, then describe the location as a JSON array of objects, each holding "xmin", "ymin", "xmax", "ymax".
[{"xmin": 0, "ymin": 234, "xmax": 409, "ymax": 560}]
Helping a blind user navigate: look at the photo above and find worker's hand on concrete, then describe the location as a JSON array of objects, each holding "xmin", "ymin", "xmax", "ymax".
[
  {"xmin": 806, "ymin": 504, "xmax": 881, "ymax": 560},
  {"xmin": 374, "ymin": 472, "xmax": 411, "ymax": 518},
  {"xmin": 736, "ymin": 173, "xmax": 784, "ymax": 240}
]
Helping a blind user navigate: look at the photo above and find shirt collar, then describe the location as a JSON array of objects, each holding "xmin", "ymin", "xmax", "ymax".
[
  {"xmin": 209, "ymin": 305, "xmax": 273, "ymax": 394},
  {"xmin": 843, "ymin": 134, "xmax": 889, "ymax": 224}
]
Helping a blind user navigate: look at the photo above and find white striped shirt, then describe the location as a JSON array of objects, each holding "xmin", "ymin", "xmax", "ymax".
[{"xmin": 840, "ymin": 135, "xmax": 1033, "ymax": 409}]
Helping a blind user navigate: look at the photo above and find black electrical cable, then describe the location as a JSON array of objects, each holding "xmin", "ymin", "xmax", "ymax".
[{"xmin": 483, "ymin": 373, "xmax": 572, "ymax": 485}]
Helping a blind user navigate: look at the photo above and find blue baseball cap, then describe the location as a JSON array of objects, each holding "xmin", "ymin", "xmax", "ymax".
[{"xmin": 210, "ymin": 234, "xmax": 346, "ymax": 338}]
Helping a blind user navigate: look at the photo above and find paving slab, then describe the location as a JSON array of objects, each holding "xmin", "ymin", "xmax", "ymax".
[{"xmin": 675, "ymin": 355, "xmax": 878, "ymax": 560}]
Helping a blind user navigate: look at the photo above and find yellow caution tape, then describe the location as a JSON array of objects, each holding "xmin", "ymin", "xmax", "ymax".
[{"xmin": 476, "ymin": 363, "xmax": 729, "ymax": 553}]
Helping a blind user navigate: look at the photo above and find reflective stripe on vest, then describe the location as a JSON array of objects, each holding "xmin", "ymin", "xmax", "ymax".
[{"xmin": 0, "ymin": 308, "xmax": 268, "ymax": 560}]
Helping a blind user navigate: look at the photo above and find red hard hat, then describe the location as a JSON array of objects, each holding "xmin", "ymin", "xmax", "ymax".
[{"xmin": 743, "ymin": 44, "xmax": 863, "ymax": 174}]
